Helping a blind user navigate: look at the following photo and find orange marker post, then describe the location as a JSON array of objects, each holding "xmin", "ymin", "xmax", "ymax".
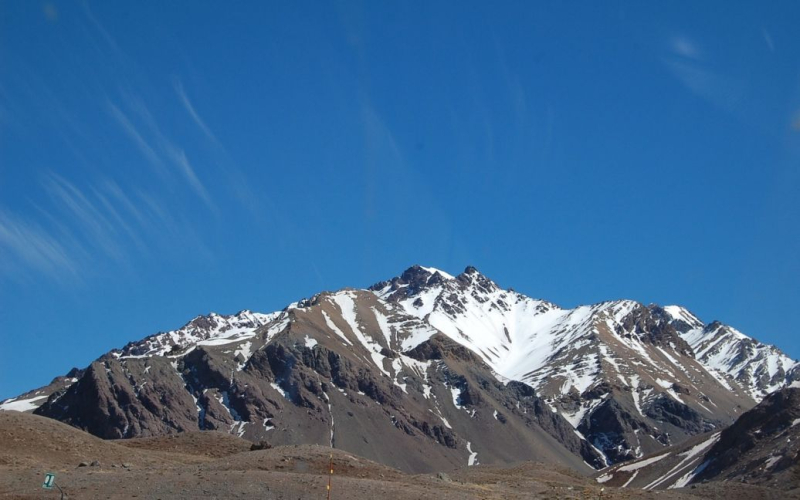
[{"xmin": 326, "ymin": 453, "xmax": 333, "ymax": 500}]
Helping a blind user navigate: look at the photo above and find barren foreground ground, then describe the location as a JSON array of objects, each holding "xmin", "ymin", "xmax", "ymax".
[{"xmin": 1, "ymin": 412, "xmax": 795, "ymax": 499}]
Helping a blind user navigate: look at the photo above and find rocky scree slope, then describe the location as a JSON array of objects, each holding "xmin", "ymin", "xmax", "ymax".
[
  {"xmin": 595, "ymin": 384, "xmax": 800, "ymax": 491},
  {"xmin": 2, "ymin": 266, "xmax": 797, "ymax": 473}
]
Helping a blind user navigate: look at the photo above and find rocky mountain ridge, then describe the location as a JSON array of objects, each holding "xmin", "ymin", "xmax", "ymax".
[{"xmin": 2, "ymin": 265, "xmax": 797, "ymax": 473}]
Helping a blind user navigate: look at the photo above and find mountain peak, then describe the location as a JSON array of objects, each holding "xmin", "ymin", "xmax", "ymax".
[
  {"xmin": 369, "ymin": 265, "xmax": 456, "ymax": 296},
  {"xmin": 408, "ymin": 265, "xmax": 455, "ymax": 280},
  {"xmin": 463, "ymin": 265, "xmax": 479, "ymax": 275},
  {"xmin": 455, "ymin": 265, "xmax": 498, "ymax": 292},
  {"xmin": 399, "ymin": 264, "xmax": 434, "ymax": 283}
]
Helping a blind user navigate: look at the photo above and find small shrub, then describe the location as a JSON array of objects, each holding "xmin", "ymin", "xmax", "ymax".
[{"xmin": 250, "ymin": 441, "xmax": 272, "ymax": 451}]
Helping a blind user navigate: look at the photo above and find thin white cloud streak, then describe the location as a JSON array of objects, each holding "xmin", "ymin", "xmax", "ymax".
[
  {"xmin": 0, "ymin": 209, "xmax": 78, "ymax": 280},
  {"xmin": 106, "ymin": 101, "xmax": 166, "ymax": 176},
  {"xmin": 135, "ymin": 190, "xmax": 174, "ymax": 232},
  {"xmin": 664, "ymin": 59, "xmax": 745, "ymax": 113},
  {"xmin": 762, "ymin": 29, "xmax": 775, "ymax": 52},
  {"xmin": 81, "ymin": 2, "xmax": 136, "ymax": 70},
  {"xmin": 107, "ymin": 94, "xmax": 217, "ymax": 213},
  {"xmin": 8, "ymin": 170, "xmax": 213, "ymax": 283},
  {"xmin": 90, "ymin": 186, "xmax": 147, "ymax": 254},
  {"xmin": 670, "ymin": 36, "xmax": 702, "ymax": 60},
  {"xmin": 45, "ymin": 172, "xmax": 210, "ymax": 265},
  {"xmin": 126, "ymin": 94, "xmax": 217, "ymax": 213},
  {"xmin": 165, "ymin": 146, "xmax": 217, "ymax": 214},
  {"xmin": 359, "ymin": 99, "xmax": 457, "ymax": 262},
  {"xmin": 42, "ymin": 173, "xmax": 124, "ymax": 261},
  {"xmin": 173, "ymin": 79, "xmax": 218, "ymax": 143},
  {"xmin": 171, "ymin": 79, "xmax": 264, "ymax": 216},
  {"xmin": 664, "ymin": 36, "xmax": 745, "ymax": 113},
  {"xmin": 101, "ymin": 179, "xmax": 150, "ymax": 230}
]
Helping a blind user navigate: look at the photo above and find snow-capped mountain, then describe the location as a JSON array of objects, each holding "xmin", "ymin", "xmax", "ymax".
[
  {"xmin": 661, "ymin": 306, "xmax": 798, "ymax": 400},
  {"xmin": 115, "ymin": 310, "xmax": 278, "ymax": 357},
  {"xmin": 2, "ymin": 265, "xmax": 797, "ymax": 473},
  {"xmin": 369, "ymin": 266, "xmax": 798, "ymax": 463}
]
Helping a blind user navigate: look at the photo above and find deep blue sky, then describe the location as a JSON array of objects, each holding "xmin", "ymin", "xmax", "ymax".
[{"xmin": 1, "ymin": 2, "xmax": 798, "ymax": 399}]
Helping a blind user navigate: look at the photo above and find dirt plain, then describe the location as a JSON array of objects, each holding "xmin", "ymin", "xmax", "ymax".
[{"xmin": 1, "ymin": 412, "xmax": 796, "ymax": 499}]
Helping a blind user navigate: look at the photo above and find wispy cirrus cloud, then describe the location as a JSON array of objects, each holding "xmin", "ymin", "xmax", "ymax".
[
  {"xmin": 664, "ymin": 59, "xmax": 745, "ymax": 112},
  {"xmin": 762, "ymin": 28, "xmax": 775, "ymax": 53},
  {"xmin": 41, "ymin": 172, "xmax": 124, "ymax": 261},
  {"xmin": 670, "ymin": 35, "xmax": 702, "ymax": 60},
  {"xmin": 1, "ymin": 5, "xmax": 221, "ymax": 285},
  {"xmin": 106, "ymin": 101, "xmax": 166, "ymax": 176},
  {"xmin": 100, "ymin": 179, "xmax": 150, "ymax": 230},
  {"xmin": 173, "ymin": 79, "xmax": 218, "ymax": 143},
  {"xmin": 165, "ymin": 146, "xmax": 216, "ymax": 213},
  {"xmin": 90, "ymin": 184, "xmax": 147, "ymax": 254},
  {"xmin": 0, "ymin": 209, "xmax": 78, "ymax": 281},
  {"xmin": 171, "ymin": 78, "xmax": 262, "ymax": 215},
  {"xmin": 106, "ymin": 94, "xmax": 217, "ymax": 214},
  {"xmin": 2, "ymin": 169, "xmax": 207, "ymax": 283},
  {"xmin": 663, "ymin": 35, "xmax": 744, "ymax": 115},
  {"xmin": 123, "ymin": 92, "xmax": 217, "ymax": 213}
]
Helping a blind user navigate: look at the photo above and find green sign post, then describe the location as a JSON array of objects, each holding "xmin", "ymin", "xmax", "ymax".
[
  {"xmin": 42, "ymin": 472, "xmax": 64, "ymax": 499},
  {"xmin": 42, "ymin": 473, "xmax": 55, "ymax": 490}
]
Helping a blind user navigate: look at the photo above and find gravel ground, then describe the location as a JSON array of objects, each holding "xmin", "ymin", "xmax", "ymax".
[{"xmin": 1, "ymin": 412, "xmax": 797, "ymax": 499}]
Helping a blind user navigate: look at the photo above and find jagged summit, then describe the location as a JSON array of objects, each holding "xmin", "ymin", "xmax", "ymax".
[
  {"xmin": 2, "ymin": 264, "xmax": 798, "ymax": 474},
  {"xmin": 369, "ymin": 264, "xmax": 453, "ymax": 296}
]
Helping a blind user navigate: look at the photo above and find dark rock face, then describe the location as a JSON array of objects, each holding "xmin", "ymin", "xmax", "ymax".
[
  {"xmin": 521, "ymin": 395, "xmax": 606, "ymax": 469},
  {"xmin": 368, "ymin": 265, "xmax": 447, "ymax": 302},
  {"xmin": 580, "ymin": 398, "xmax": 642, "ymax": 463},
  {"xmin": 694, "ymin": 387, "xmax": 800, "ymax": 487},
  {"xmin": 36, "ymin": 358, "xmax": 198, "ymax": 439},
  {"xmin": 455, "ymin": 266, "xmax": 497, "ymax": 297},
  {"xmin": 623, "ymin": 305, "xmax": 693, "ymax": 356},
  {"xmin": 371, "ymin": 265, "xmax": 500, "ymax": 309},
  {"xmin": 644, "ymin": 394, "xmax": 716, "ymax": 435},
  {"xmin": 651, "ymin": 305, "xmax": 699, "ymax": 334},
  {"xmin": 789, "ymin": 365, "xmax": 800, "ymax": 385},
  {"xmin": 593, "ymin": 387, "xmax": 800, "ymax": 491},
  {"xmin": 405, "ymin": 335, "xmax": 482, "ymax": 364}
]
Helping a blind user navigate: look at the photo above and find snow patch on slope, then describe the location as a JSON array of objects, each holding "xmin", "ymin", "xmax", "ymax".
[
  {"xmin": 646, "ymin": 433, "xmax": 721, "ymax": 490},
  {"xmin": 0, "ymin": 395, "xmax": 48, "ymax": 412},
  {"xmin": 618, "ymin": 452, "xmax": 671, "ymax": 472},
  {"xmin": 322, "ymin": 311, "xmax": 351, "ymax": 346},
  {"xmin": 466, "ymin": 441, "xmax": 479, "ymax": 466},
  {"xmin": 331, "ymin": 292, "xmax": 390, "ymax": 377}
]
